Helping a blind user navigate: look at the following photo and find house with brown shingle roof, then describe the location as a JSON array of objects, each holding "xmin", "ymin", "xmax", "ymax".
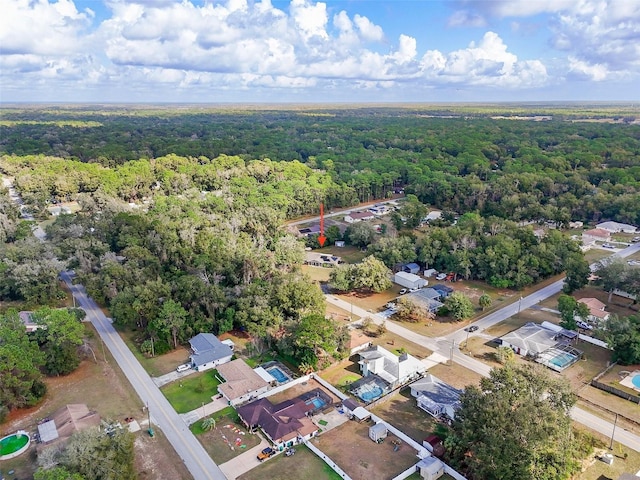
[
  {"xmin": 578, "ymin": 297, "xmax": 610, "ymax": 323},
  {"xmin": 582, "ymin": 228, "xmax": 611, "ymax": 246},
  {"xmin": 237, "ymin": 397, "xmax": 319, "ymax": 448},
  {"xmin": 216, "ymin": 359, "xmax": 271, "ymax": 406}
]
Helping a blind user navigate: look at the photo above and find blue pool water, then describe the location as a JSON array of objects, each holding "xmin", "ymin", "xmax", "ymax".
[
  {"xmin": 307, "ymin": 397, "xmax": 326, "ymax": 409},
  {"xmin": 267, "ymin": 367, "xmax": 288, "ymax": 383},
  {"xmin": 549, "ymin": 353, "xmax": 576, "ymax": 368},
  {"xmin": 632, "ymin": 375, "xmax": 640, "ymax": 388},
  {"xmin": 357, "ymin": 385, "xmax": 384, "ymax": 402}
]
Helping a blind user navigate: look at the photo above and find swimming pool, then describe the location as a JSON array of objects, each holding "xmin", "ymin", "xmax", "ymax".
[
  {"xmin": 633, "ymin": 374, "xmax": 640, "ymax": 389},
  {"xmin": 549, "ymin": 352, "xmax": 576, "ymax": 368},
  {"xmin": 267, "ymin": 367, "xmax": 289, "ymax": 383},
  {"xmin": 354, "ymin": 384, "xmax": 384, "ymax": 402},
  {"xmin": 306, "ymin": 397, "xmax": 326, "ymax": 409}
]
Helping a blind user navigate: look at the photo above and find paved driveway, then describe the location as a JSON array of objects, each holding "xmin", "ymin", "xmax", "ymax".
[{"xmin": 219, "ymin": 437, "xmax": 270, "ymax": 480}]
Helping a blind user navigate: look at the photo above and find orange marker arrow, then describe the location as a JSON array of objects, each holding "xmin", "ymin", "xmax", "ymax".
[{"xmin": 318, "ymin": 203, "xmax": 326, "ymax": 247}]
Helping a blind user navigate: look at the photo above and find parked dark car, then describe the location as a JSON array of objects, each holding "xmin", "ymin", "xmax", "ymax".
[{"xmin": 464, "ymin": 325, "xmax": 479, "ymax": 332}]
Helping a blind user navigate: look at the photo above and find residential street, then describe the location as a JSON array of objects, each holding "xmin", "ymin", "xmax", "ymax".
[
  {"xmin": 325, "ymin": 242, "xmax": 640, "ymax": 452},
  {"xmin": 60, "ymin": 271, "xmax": 228, "ymax": 480},
  {"xmin": 286, "ymin": 198, "xmax": 399, "ymax": 226}
]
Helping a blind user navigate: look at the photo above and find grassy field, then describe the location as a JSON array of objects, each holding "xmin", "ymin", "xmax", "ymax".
[
  {"xmin": 575, "ymin": 425, "xmax": 640, "ymax": 480},
  {"xmin": 161, "ymin": 370, "xmax": 221, "ymax": 413},
  {"xmin": 428, "ymin": 362, "xmax": 484, "ymax": 390},
  {"xmin": 237, "ymin": 444, "xmax": 343, "ymax": 480}
]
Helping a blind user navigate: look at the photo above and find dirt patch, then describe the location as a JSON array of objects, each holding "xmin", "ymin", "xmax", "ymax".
[
  {"xmin": 1, "ymin": 324, "xmax": 190, "ymax": 479},
  {"xmin": 428, "ymin": 363, "xmax": 483, "ymax": 390},
  {"xmin": 238, "ymin": 443, "xmax": 340, "ymax": 480},
  {"xmin": 370, "ymin": 389, "xmax": 439, "ymax": 443},
  {"xmin": 313, "ymin": 419, "xmax": 418, "ymax": 480},
  {"xmin": 135, "ymin": 431, "xmax": 192, "ymax": 480},
  {"xmin": 196, "ymin": 420, "xmax": 261, "ymax": 465}
]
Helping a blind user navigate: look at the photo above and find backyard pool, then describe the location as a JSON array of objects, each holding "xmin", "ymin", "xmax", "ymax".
[
  {"xmin": 354, "ymin": 383, "xmax": 384, "ymax": 402},
  {"xmin": 549, "ymin": 352, "xmax": 576, "ymax": 368},
  {"xmin": 633, "ymin": 374, "xmax": 640, "ymax": 389},
  {"xmin": 0, "ymin": 431, "xmax": 30, "ymax": 460},
  {"xmin": 306, "ymin": 397, "xmax": 326, "ymax": 410},
  {"xmin": 267, "ymin": 367, "xmax": 289, "ymax": 383}
]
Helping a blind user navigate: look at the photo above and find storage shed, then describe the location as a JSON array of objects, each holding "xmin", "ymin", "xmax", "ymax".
[
  {"xmin": 393, "ymin": 271, "xmax": 427, "ymax": 289},
  {"xmin": 369, "ymin": 422, "xmax": 387, "ymax": 442},
  {"xmin": 418, "ymin": 456, "xmax": 445, "ymax": 480}
]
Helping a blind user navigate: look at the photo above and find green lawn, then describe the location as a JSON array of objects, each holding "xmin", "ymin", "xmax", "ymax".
[{"xmin": 161, "ymin": 370, "xmax": 221, "ymax": 413}]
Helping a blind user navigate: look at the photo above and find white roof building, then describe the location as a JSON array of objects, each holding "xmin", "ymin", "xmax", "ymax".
[{"xmin": 596, "ymin": 221, "xmax": 638, "ymax": 233}]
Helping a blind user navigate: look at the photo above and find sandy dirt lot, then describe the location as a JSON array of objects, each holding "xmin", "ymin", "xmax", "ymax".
[{"xmin": 313, "ymin": 419, "xmax": 419, "ymax": 480}]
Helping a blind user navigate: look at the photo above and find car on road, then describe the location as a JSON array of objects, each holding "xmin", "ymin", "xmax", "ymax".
[
  {"xmin": 399, "ymin": 288, "xmax": 408, "ymax": 295},
  {"xmin": 464, "ymin": 325, "xmax": 479, "ymax": 332},
  {"xmin": 435, "ymin": 273, "xmax": 447, "ymax": 280},
  {"xmin": 576, "ymin": 321, "xmax": 593, "ymax": 331},
  {"xmin": 602, "ymin": 243, "xmax": 615, "ymax": 249},
  {"xmin": 632, "ymin": 236, "xmax": 640, "ymax": 243},
  {"xmin": 257, "ymin": 447, "xmax": 276, "ymax": 461},
  {"xmin": 176, "ymin": 363, "xmax": 192, "ymax": 373}
]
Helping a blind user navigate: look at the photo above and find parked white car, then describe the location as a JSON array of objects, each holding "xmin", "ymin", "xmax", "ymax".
[
  {"xmin": 435, "ymin": 273, "xmax": 447, "ymax": 280},
  {"xmin": 576, "ymin": 321, "xmax": 593, "ymax": 331},
  {"xmin": 176, "ymin": 363, "xmax": 192, "ymax": 373}
]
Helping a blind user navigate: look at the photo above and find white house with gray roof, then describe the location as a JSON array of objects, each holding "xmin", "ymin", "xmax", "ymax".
[
  {"xmin": 358, "ymin": 345, "xmax": 425, "ymax": 388},
  {"xmin": 410, "ymin": 374, "xmax": 462, "ymax": 420},
  {"xmin": 189, "ymin": 333, "xmax": 233, "ymax": 372}
]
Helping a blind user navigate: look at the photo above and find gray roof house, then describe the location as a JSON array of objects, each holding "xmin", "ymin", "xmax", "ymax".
[
  {"xmin": 189, "ymin": 333, "xmax": 233, "ymax": 372},
  {"xmin": 405, "ymin": 289, "xmax": 444, "ymax": 313},
  {"xmin": 410, "ymin": 374, "xmax": 462, "ymax": 420}
]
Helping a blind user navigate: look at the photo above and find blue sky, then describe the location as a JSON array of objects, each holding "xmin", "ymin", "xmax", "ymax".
[{"xmin": 1, "ymin": 0, "xmax": 639, "ymax": 103}]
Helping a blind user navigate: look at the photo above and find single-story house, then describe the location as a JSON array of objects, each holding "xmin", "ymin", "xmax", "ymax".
[
  {"xmin": 18, "ymin": 311, "xmax": 44, "ymax": 333},
  {"xmin": 369, "ymin": 422, "xmax": 387, "ymax": 442},
  {"xmin": 358, "ymin": 345, "xmax": 425, "ymax": 389},
  {"xmin": 417, "ymin": 456, "xmax": 445, "ymax": 480},
  {"xmin": 304, "ymin": 252, "xmax": 342, "ymax": 267},
  {"xmin": 188, "ymin": 333, "xmax": 233, "ymax": 372},
  {"xmin": 405, "ymin": 289, "xmax": 444, "ymax": 313},
  {"xmin": 394, "ymin": 271, "xmax": 427, "ymax": 290},
  {"xmin": 500, "ymin": 323, "xmax": 559, "ymax": 357},
  {"xmin": 577, "ymin": 297, "xmax": 610, "ymax": 323},
  {"xmin": 582, "ymin": 228, "xmax": 611, "ymax": 245},
  {"xmin": 423, "ymin": 210, "xmax": 442, "ymax": 223},
  {"xmin": 216, "ymin": 359, "xmax": 271, "ymax": 406},
  {"xmin": 430, "ymin": 284, "xmax": 454, "ymax": 298},
  {"xmin": 341, "ymin": 398, "xmax": 360, "ymax": 416},
  {"xmin": 596, "ymin": 221, "xmax": 638, "ymax": 234},
  {"xmin": 344, "ymin": 211, "xmax": 375, "ymax": 223},
  {"xmin": 237, "ymin": 397, "xmax": 319, "ymax": 448},
  {"xmin": 401, "ymin": 263, "xmax": 421, "ymax": 274},
  {"xmin": 47, "ymin": 205, "xmax": 73, "ymax": 216},
  {"xmin": 613, "ymin": 289, "xmax": 638, "ymax": 301},
  {"xmin": 369, "ymin": 205, "xmax": 392, "ymax": 216},
  {"xmin": 410, "ymin": 375, "xmax": 462, "ymax": 420},
  {"xmin": 298, "ymin": 224, "xmax": 321, "ymax": 237},
  {"xmin": 37, "ymin": 404, "xmax": 100, "ymax": 446}
]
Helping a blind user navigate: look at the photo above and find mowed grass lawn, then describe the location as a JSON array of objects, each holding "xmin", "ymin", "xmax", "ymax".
[
  {"xmin": 238, "ymin": 444, "xmax": 342, "ymax": 480},
  {"xmin": 161, "ymin": 370, "xmax": 221, "ymax": 413}
]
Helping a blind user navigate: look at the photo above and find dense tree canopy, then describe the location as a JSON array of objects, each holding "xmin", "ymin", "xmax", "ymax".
[{"xmin": 447, "ymin": 364, "xmax": 585, "ymax": 480}]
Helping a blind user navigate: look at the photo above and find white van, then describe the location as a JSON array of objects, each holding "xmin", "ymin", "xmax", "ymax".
[{"xmin": 176, "ymin": 363, "xmax": 192, "ymax": 373}]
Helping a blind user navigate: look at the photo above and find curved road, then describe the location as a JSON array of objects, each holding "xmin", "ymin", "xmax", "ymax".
[
  {"xmin": 60, "ymin": 271, "xmax": 227, "ymax": 480},
  {"xmin": 326, "ymin": 241, "xmax": 640, "ymax": 451}
]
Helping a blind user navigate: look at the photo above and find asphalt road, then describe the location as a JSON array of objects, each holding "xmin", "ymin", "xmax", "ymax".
[
  {"xmin": 286, "ymin": 198, "xmax": 400, "ymax": 226},
  {"xmin": 60, "ymin": 271, "xmax": 228, "ymax": 480},
  {"xmin": 325, "ymin": 242, "xmax": 640, "ymax": 451}
]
